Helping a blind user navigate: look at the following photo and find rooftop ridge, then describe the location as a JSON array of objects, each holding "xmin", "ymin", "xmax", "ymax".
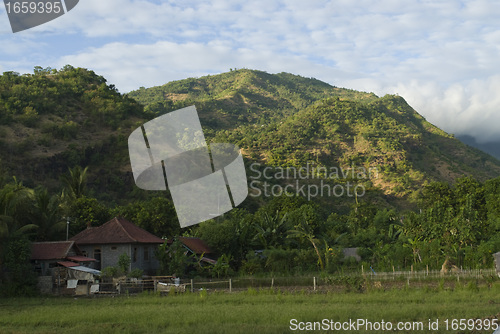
[{"xmin": 114, "ymin": 217, "xmax": 138, "ymax": 243}]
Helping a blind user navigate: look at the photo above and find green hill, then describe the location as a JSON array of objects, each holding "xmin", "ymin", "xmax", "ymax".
[
  {"xmin": 0, "ymin": 66, "xmax": 147, "ymax": 202},
  {"xmin": 128, "ymin": 69, "xmax": 500, "ymax": 208},
  {"xmin": 1, "ymin": 66, "xmax": 499, "ymax": 209}
]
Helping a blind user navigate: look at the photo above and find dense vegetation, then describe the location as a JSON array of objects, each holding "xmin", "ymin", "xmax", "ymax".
[
  {"xmin": 132, "ymin": 69, "xmax": 500, "ymax": 195},
  {"xmin": 1, "ymin": 67, "xmax": 500, "ymax": 295},
  {"xmin": 0, "ymin": 66, "xmax": 149, "ymax": 200}
]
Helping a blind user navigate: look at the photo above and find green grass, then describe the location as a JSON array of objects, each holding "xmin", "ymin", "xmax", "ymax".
[{"xmin": 0, "ymin": 284, "xmax": 499, "ymax": 334}]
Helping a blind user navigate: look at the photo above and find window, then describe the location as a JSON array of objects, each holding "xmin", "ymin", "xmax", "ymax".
[
  {"xmin": 133, "ymin": 247, "xmax": 138, "ymax": 263},
  {"xmin": 94, "ymin": 248, "xmax": 102, "ymax": 270},
  {"xmin": 144, "ymin": 247, "xmax": 150, "ymax": 262},
  {"xmin": 111, "ymin": 246, "xmax": 117, "ymax": 251}
]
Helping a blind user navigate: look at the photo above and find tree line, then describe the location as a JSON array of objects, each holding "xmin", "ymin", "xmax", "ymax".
[{"xmin": 1, "ymin": 164, "xmax": 499, "ymax": 295}]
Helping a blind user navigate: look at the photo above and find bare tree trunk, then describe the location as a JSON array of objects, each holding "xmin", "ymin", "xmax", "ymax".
[{"xmin": 310, "ymin": 239, "xmax": 324, "ymax": 271}]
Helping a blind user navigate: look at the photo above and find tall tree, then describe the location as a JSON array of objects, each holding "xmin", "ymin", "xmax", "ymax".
[
  {"xmin": 30, "ymin": 187, "xmax": 65, "ymax": 241},
  {"xmin": 0, "ymin": 178, "xmax": 38, "ymax": 279},
  {"xmin": 60, "ymin": 166, "xmax": 88, "ymax": 201},
  {"xmin": 287, "ymin": 210, "xmax": 325, "ymax": 271}
]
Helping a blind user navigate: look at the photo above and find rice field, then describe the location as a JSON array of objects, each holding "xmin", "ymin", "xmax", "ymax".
[{"xmin": 0, "ymin": 282, "xmax": 499, "ymax": 334}]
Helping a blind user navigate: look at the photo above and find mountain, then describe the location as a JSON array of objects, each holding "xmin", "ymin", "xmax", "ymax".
[
  {"xmin": 457, "ymin": 135, "xmax": 500, "ymax": 161},
  {"xmin": 128, "ymin": 69, "xmax": 500, "ymax": 207},
  {"xmin": 1, "ymin": 67, "xmax": 499, "ymax": 211},
  {"xmin": 128, "ymin": 70, "xmax": 379, "ymax": 130}
]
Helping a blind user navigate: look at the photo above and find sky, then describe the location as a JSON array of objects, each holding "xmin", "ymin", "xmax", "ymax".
[{"xmin": 1, "ymin": 0, "xmax": 500, "ymax": 143}]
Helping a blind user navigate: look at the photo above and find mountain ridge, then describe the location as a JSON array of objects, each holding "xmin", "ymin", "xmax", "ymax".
[
  {"xmin": 0, "ymin": 67, "xmax": 499, "ymax": 210},
  {"xmin": 129, "ymin": 69, "xmax": 500, "ymax": 205}
]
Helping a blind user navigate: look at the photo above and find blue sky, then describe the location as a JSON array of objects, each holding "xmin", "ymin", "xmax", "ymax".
[{"xmin": 1, "ymin": 0, "xmax": 500, "ymax": 142}]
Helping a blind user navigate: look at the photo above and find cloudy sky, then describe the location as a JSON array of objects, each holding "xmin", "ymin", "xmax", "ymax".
[{"xmin": 1, "ymin": 0, "xmax": 500, "ymax": 143}]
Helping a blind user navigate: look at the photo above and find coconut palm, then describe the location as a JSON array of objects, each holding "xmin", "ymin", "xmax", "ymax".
[
  {"xmin": 0, "ymin": 178, "xmax": 37, "ymax": 236},
  {"xmin": 29, "ymin": 188, "xmax": 66, "ymax": 241},
  {"xmin": 60, "ymin": 166, "xmax": 88, "ymax": 200},
  {"xmin": 0, "ymin": 178, "xmax": 38, "ymax": 275}
]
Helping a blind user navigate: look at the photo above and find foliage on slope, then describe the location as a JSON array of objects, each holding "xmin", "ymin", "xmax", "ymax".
[
  {"xmin": 0, "ymin": 66, "xmax": 147, "ymax": 199},
  {"xmin": 130, "ymin": 69, "xmax": 500, "ymax": 203}
]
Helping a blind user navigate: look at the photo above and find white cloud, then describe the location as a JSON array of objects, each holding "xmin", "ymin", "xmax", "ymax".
[
  {"xmin": 2, "ymin": 0, "xmax": 500, "ymax": 142},
  {"xmin": 374, "ymin": 77, "xmax": 500, "ymax": 143},
  {"xmin": 57, "ymin": 40, "xmax": 352, "ymax": 92}
]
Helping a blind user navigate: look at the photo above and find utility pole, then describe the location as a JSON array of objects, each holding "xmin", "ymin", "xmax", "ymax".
[{"xmin": 66, "ymin": 218, "xmax": 70, "ymax": 240}]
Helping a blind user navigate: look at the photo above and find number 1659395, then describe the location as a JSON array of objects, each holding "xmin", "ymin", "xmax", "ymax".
[{"xmin": 5, "ymin": 1, "xmax": 62, "ymax": 15}]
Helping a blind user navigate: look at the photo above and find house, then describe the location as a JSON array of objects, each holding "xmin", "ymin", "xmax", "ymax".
[
  {"xmin": 31, "ymin": 241, "xmax": 96, "ymax": 276},
  {"xmin": 70, "ymin": 217, "xmax": 165, "ymax": 275},
  {"xmin": 167, "ymin": 236, "xmax": 217, "ymax": 265},
  {"xmin": 342, "ymin": 247, "xmax": 361, "ymax": 262},
  {"xmin": 31, "ymin": 241, "xmax": 100, "ymax": 295}
]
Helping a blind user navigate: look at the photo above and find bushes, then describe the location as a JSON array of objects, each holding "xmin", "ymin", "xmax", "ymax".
[
  {"xmin": 101, "ymin": 255, "xmax": 143, "ymax": 280},
  {"xmin": 0, "ymin": 237, "xmax": 37, "ymax": 297},
  {"xmin": 118, "ymin": 253, "xmax": 131, "ymax": 275},
  {"xmin": 263, "ymin": 248, "xmax": 318, "ymax": 274},
  {"xmin": 41, "ymin": 121, "xmax": 78, "ymax": 140}
]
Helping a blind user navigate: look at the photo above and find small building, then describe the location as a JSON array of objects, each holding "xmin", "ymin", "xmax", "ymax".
[
  {"xmin": 31, "ymin": 241, "xmax": 95, "ymax": 276},
  {"xmin": 70, "ymin": 217, "xmax": 165, "ymax": 275},
  {"xmin": 343, "ymin": 247, "xmax": 361, "ymax": 262},
  {"xmin": 167, "ymin": 236, "xmax": 217, "ymax": 265},
  {"xmin": 31, "ymin": 241, "xmax": 99, "ymax": 295}
]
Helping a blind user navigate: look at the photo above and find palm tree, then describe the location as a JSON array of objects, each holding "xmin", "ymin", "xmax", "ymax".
[
  {"xmin": 288, "ymin": 220, "xmax": 325, "ymax": 271},
  {"xmin": 0, "ymin": 178, "xmax": 37, "ymax": 236},
  {"xmin": 60, "ymin": 166, "xmax": 88, "ymax": 200},
  {"xmin": 30, "ymin": 188, "xmax": 66, "ymax": 241},
  {"xmin": 0, "ymin": 178, "xmax": 38, "ymax": 275},
  {"xmin": 252, "ymin": 211, "xmax": 289, "ymax": 249},
  {"xmin": 404, "ymin": 236, "xmax": 423, "ymax": 265}
]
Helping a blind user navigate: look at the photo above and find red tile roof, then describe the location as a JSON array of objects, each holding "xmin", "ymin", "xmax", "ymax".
[
  {"xmin": 31, "ymin": 241, "xmax": 76, "ymax": 260},
  {"xmin": 70, "ymin": 217, "xmax": 164, "ymax": 245},
  {"xmin": 57, "ymin": 261, "xmax": 79, "ymax": 268},
  {"xmin": 177, "ymin": 237, "xmax": 212, "ymax": 255},
  {"xmin": 67, "ymin": 256, "xmax": 95, "ymax": 262}
]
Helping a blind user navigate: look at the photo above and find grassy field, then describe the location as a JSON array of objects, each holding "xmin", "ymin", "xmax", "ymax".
[{"xmin": 0, "ymin": 283, "xmax": 499, "ymax": 334}]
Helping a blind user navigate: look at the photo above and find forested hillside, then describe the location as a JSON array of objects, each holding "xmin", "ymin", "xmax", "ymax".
[
  {"xmin": 129, "ymin": 69, "xmax": 500, "ymax": 205},
  {"xmin": 1, "ymin": 67, "xmax": 499, "ymax": 291},
  {"xmin": 0, "ymin": 66, "xmax": 148, "ymax": 201}
]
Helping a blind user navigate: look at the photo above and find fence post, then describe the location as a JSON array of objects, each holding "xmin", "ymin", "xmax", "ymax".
[
  {"xmin": 313, "ymin": 277, "xmax": 316, "ymax": 291},
  {"xmin": 271, "ymin": 277, "xmax": 274, "ymax": 289},
  {"xmin": 191, "ymin": 279, "xmax": 194, "ymax": 293},
  {"xmin": 154, "ymin": 279, "xmax": 157, "ymax": 293},
  {"xmin": 229, "ymin": 279, "xmax": 232, "ymax": 293}
]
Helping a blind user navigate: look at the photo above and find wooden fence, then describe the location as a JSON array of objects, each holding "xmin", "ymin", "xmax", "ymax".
[
  {"xmin": 59, "ymin": 269, "xmax": 498, "ymax": 296},
  {"xmin": 362, "ymin": 268, "xmax": 497, "ymax": 281}
]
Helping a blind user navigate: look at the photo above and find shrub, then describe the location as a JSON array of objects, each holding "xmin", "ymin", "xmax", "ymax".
[
  {"xmin": 0, "ymin": 237, "xmax": 38, "ymax": 297},
  {"xmin": 128, "ymin": 268, "xmax": 144, "ymax": 279},
  {"xmin": 118, "ymin": 253, "xmax": 131, "ymax": 275},
  {"xmin": 101, "ymin": 266, "xmax": 119, "ymax": 278}
]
